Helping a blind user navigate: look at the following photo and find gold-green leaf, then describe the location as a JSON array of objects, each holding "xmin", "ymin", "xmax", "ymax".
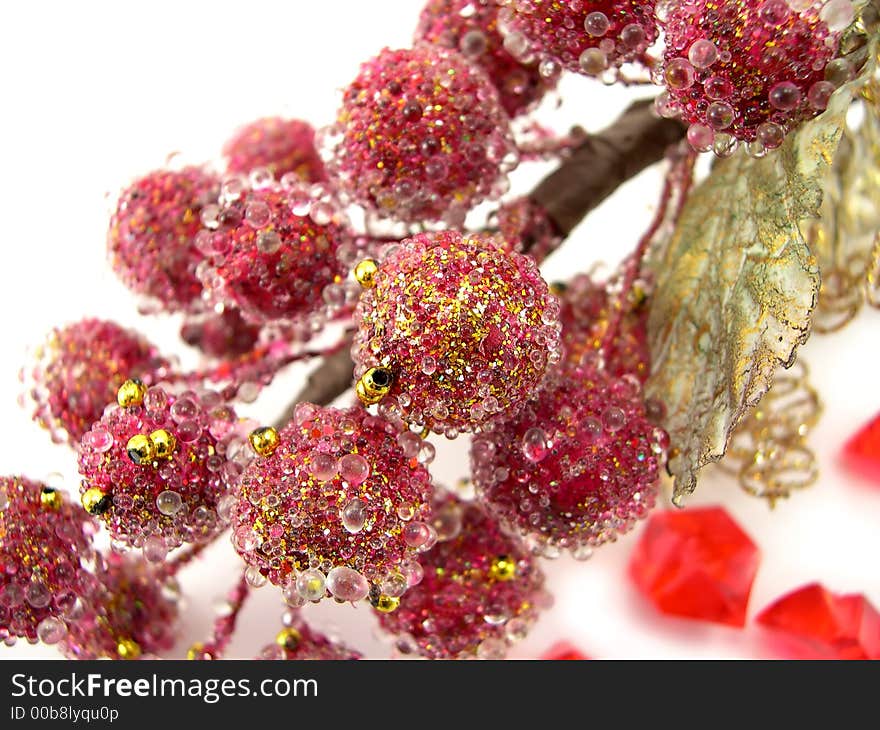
[{"xmin": 645, "ymin": 43, "xmax": 877, "ymax": 503}]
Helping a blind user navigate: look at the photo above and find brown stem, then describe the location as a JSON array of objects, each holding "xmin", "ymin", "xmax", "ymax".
[{"xmin": 527, "ymin": 98, "xmax": 687, "ymax": 246}]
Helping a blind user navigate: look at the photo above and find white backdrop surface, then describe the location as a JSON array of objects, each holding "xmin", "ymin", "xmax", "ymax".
[{"xmin": 1, "ymin": 0, "xmax": 878, "ymax": 660}]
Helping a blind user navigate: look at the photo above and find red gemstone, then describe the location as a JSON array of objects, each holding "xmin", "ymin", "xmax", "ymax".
[
  {"xmin": 542, "ymin": 642, "xmax": 590, "ymax": 660},
  {"xmin": 842, "ymin": 412, "xmax": 880, "ymax": 484},
  {"xmin": 756, "ymin": 583, "xmax": 880, "ymax": 660},
  {"xmin": 629, "ymin": 506, "xmax": 760, "ymax": 627}
]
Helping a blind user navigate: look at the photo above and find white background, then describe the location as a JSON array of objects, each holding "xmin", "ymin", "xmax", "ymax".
[{"xmin": 1, "ymin": 1, "xmax": 879, "ymax": 660}]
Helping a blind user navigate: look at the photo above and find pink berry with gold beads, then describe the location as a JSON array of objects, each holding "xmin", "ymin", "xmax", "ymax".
[
  {"xmin": 108, "ymin": 167, "xmax": 220, "ymax": 312},
  {"xmin": 61, "ymin": 553, "xmax": 179, "ymax": 659},
  {"xmin": 352, "ymin": 231, "xmax": 561, "ymax": 436},
  {"xmin": 375, "ymin": 495, "xmax": 548, "ymax": 659},
  {"xmin": 25, "ymin": 318, "xmax": 169, "ymax": 445},
  {"xmin": 415, "ymin": 0, "xmax": 555, "ymax": 117},
  {"xmin": 258, "ymin": 613, "xmax": 362, "ymax": 660},
  {"xmin": 472, "ymin": 364, "xmax": 667, "ymax": 557},
  {"xmin": 325, "ymin": 45, "xmax": 517, "ymax": 224},
  {"xmin": 658, "ymin": 0, "xmax": 853, "ymax": 153},
  {"xmin": 498, "ymin": 0, "xmax": 658, "ymax": 77},
  {"xmin": 195, "ymin": 180, "xmax": 348, "ymax": 325},
  {"xmin": 0, "ymin": 476, "xmax": 97, "ymax": 645},
  {"xmin": 230, "ymin": 403, "xmax": 434, "ymax": 602},
  {"xmin": 77, "ymin": 383, "xmax": 243, "ymax": 557},
  {"xmin": 223, "ymin": 117, "xmax": 327, "ymax": 182}
]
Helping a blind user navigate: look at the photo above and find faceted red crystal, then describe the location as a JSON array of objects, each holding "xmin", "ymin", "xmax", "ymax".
[
  {"xmin": 629, "ymin": 506, "xmax": 760, "ymax": 627},
  {"xmin": 842, "ymin": 412, "xmax": 880, "ymax": 484},
  {"xmin": 756, "ymin": 583, "xmax": 880, "ymax": 660},
  {"xmin": 541, "ymin": 642, "xmax": 590, "ymax": 660}
]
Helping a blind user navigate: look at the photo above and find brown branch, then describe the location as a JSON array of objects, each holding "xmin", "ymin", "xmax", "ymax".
[
  {"xmin": 274, "ymin": 332, "xmax": 355, "ymax": 428},
  {"xmin": 528, "ymin": 98, "xmax": 687, "ymax": 243},
  {"xmin": 273, "ymin": 98, "xmax": 686, "ymax": 422}
]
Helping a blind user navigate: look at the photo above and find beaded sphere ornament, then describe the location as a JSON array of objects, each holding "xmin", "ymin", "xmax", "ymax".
[
  {"xmin": 223, "ymin": 117, "xmax": 327, "ymax": 182},
  {"xmin": 180, "ymin": 308, "xmax": 261, "ymax": 359},
  {"xmin": 196, "ymin": 179, "xmax": 348, "ymax": 325},
  {"xmin": 352, "ymin": 231, "xmax": 561, "ymax": 435},
  {"xmin": 325, "ymin": 45, "xmax": 517, "ymax": 224},
  {"xmin": 557, "ymin": 273, "xmax": 651, "ymax": 383},
  {"xmin": 498, "ymin": 0, "xmax": 658, "ymax": 77},
  {"xmin": 657, "ymin": 0, "xmax": 853, "ymax": 153},
  {"xmin": 0, "ymin": 476, "xmax": 97, "ymax": 644},
  {"xmin": 77, "ymin": 382, "xmax": 243, "ymax": 557},
  {"xmin": 258, "ymin": 615, "xmax": 362, "ymax": 660},
  {"xmin": 108, "ymin": 167, "xmax": 220, "ymax": 312},
  {"xmin": 375, "ymin": 496, "xmax": 547, "ymax": 659},
  {"xmin": 26, "ymin": 318, "xmax": 168, "ymax": 445},
  {"xmin": 61, "ymin": 553, "xmax": 178, "ymax": 659},
  {"xmin": 415, "ymin": 0, "xmax": 554, "ymax": 117},
  {"xmin": 472, "ymin": 365, "xmax": 667, "ymax": 556},
  {"xmin": 230, "ymin": 404, "xmax": 434, "ymax": 602}
]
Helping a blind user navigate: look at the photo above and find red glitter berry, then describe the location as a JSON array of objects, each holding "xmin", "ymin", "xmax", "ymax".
[
  {"xmin": 499, "ymin": 0, "xmax": 658, "ymax": 77},
  {"xmin": 25, "ymin": 318, "xmax": 168, "ymax": 445},
  {"xmin": 0, "ymin": 476, "xmax": 97, "ymax": 644},
  {"xmin": 658, "ymin": 0, "xmax": 852, "ymax": 152},
  {"xmin": 415, "ymin": 0, "xmax": 554, "ymax": 117},
  {"xmin": 61, "ymin": 553, "xmax": 178, "ymax": 659},
  {"xmin": 376, "ymin": 496, "xmax": 547, "ymax": 659},
  {"xmin": 557, "ymin": 273, "xmax": 651, "ymax": 383},
  {"xmin": 180, "ymin": 308, "xmax": 261, "ymax": 359},
  {"xmin": 223, "ymin": 117, "xmax": 327, "ymax": 183},
  {"xmin": 472, "ymin": 365, "xmax": 666, "ymax": 556},
  {"xmin": 231, "ymin": 404, "xmax": 435, "ymax": 602},
  {"xmin": 258, "ymin": 615, "xmax": 361, "ymax": 660},
  {"xmin": 326, "ymin": 45, "xmax": 517, "ymax": 224},
  {"xmin": 353, "ymin": 231, "xmax": 561, "ymax": 436},
  {"xmin": 77, "ymin": 385, "xmax": 242, "ymax": 556},
  {"xmin": 108, "ymin": 167, "xmax": 220, "ymax": 312},
  {"xmin": 196, "ymin": 181, "xmax": 348, "ymax": 324},
  {"xmin": 495, "ymin": 195, "xmax": 562, "ymax": 259}
]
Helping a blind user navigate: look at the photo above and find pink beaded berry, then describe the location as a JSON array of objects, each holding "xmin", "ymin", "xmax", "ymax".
[
  {"xmin": 108, "ymin": 167, "xmax": 220, "ymax": 312},
  {"xmin": 77, "ymin": 383, "xmax": 242, "ymax": 557},
  {"xmin": 472, "ymin": 365, "xmax": 666, "ymax": 557},
  {"xmin": 26, "ymin": 318, "xmax": 168, "ymax": 445},
  {"xmin": 196, "ymin": 181, "xmax": 348, "ymax": 324},
  {"xmin": 0, "ymin": 476, "xmax": 97, "ymax": 645},
  {"xmin": 495, "ymin": 195, "xmax": 562, "ymax": 259},
  {"xmin": 353, "ymin": 231, "xmax": 561, "ymax": 435},
  {"xmin": 375, "ymin": 496, "xmax": 547, "ymax": 659},
  {"xmin": 325, "ymin": 45, "xmax": 517, "ymax": 224},
  {"xmin": 230, "ymin": 404, "xmax": 434, "ymax": 602},
  {"xmin": 658, "ymin": 0, "xmax": 853, "ymax": 152},
  {"xmin": 258, "ymin": 615, "xmax": 361, "ymax": 660},
  {"xmin": 223, "ymin": 117, "xmax": 327, "ymax": 182},
  {"xmin": 180, "ymin": 307, "xmax": 261, "ymax": 359},
  {"xmin": 557, "ymin": 273, "xmax": 651, "ymax": 382},
  {"xmin": 61, "ymin": 553, "xmax": 178, "ymax": 659},
  {"xmin": 499, "ymin": 0, "xmax": 658, "ymax": 77},
  {"xmin": 415, "ymin": 0, "xmax": 554, "ymax": 116}
]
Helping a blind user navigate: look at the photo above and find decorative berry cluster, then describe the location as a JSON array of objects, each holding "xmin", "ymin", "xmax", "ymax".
[{"xmin": 7, "ymin": 0, "xmax": 866, "ymax": 660}]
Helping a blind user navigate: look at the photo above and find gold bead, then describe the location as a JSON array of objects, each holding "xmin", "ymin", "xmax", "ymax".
[
  {"xmin": 81, "ymin": 487, "xmax": 113, "ymax": 516},
  {"xmin": 275, "ymin": 627, "xmax": 302, "ymax": 650},
  {"xmin": 149, "ymin": 429, "xmax": 177, "ymax": 460},
  {"xmin": 355, "ymin": 367, "xmax": 393, "ymax": 406},
  {"xmin": 186, "ymin": 642, "xmax": 207, "ymax": 660},
  {"xmin": 40, "ymin": 487, "xmax": 62, "ymax": 511},
  {"xmin": 117, "ymin": 638, "xmax": 142, "ymax": 660},
  {"xmin": 373, "ymin": 595, "xmax": 400, "ymax": 613},
  {"xmin": 117, "ymin": 378, "xmax": 147, "ymax": 408},
  {"xmin": 489, "ymin": 555, "xmax": 517, "ymax": 582},
  {"xmin": 354, "ymin": 259, "xmax": 379, "ymax": 288},
  {"xmin": 249, "ymin": 426, "xmax": 280, "ymax": 457},
  {"xmin": 549, "ymin": 281, "xmax": 568, "ymax": 297},
  {"xmin": 126, "ymin": 434, "xmax": 155, "ymax": 465}
]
